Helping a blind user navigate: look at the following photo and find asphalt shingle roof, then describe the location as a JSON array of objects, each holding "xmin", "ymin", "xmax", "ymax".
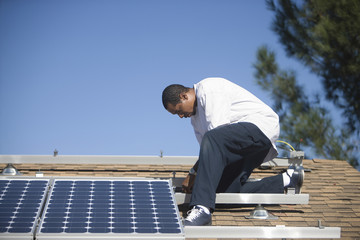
[{"xmin": 1, "ymin": 158, "xmax": 359, "ymax": 239}]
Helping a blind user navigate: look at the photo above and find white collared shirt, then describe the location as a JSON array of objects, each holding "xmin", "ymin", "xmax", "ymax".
[{"xmin": 191, "ymin": 77, "xmax": 280, "ymax": 162}]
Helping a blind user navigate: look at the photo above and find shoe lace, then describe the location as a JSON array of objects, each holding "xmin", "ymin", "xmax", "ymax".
[{"xmin": 186, "ymin": 207, "xmax": 202, "ymax": 222}]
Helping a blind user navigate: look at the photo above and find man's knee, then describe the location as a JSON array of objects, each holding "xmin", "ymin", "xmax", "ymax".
[
  {"xmin": 200, "ymin": 131, "xmax": 216, "ymax": 153},
  {"xmin": 201, "ymin": 128, "xmax": 224, "ymax": 150}
]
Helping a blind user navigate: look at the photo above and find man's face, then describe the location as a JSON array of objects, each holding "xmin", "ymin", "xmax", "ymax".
[{"xmin": 166, "ymin": 92, "xmax": 196, "ymax": 118}]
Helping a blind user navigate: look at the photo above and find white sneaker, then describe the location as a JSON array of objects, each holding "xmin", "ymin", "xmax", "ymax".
[{"xmin": 184, "ymin": 206, "xmax": 212, "ymax": 226}]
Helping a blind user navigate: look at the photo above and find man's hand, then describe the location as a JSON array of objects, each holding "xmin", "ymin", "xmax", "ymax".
[{"xmin": 182, "ymin": 173, "xmax": 196, "ymax": 193}]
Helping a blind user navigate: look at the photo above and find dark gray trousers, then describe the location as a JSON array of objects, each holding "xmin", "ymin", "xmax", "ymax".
[{"xmin": 190, "ymin": 122, "xmax": 284, "ymax": 210}]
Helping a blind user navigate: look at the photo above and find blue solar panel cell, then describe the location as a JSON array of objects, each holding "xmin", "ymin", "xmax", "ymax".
[
  {"xmin": 0, "ymin": 179, "xmax": 49, "ymax": 236},
  {"xmin": 38, "ymin": 179, "xmax": 183, "ymax": 237}
]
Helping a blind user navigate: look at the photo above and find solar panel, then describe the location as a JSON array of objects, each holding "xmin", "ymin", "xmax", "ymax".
[
  {"xmin": 37, "ymin": 179, "xmax": 184, "ymax": 239},
  {"xmin": 0, "ymin": 179, "xmax": 49, "ymax": 239}
]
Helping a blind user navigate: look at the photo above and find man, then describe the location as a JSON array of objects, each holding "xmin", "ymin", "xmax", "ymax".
[{"xmin": 162, "ymin": 77, "xmax": 303, "ymax": 226}]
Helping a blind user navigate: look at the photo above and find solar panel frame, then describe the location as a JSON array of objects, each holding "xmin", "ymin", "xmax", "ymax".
[
  {"xmin": 0, "ymin": 178, "xmax": 50, "ymax": 240},
  {"xmin": 37, "ymin": 178, "xmax": 185, "ymax": 240}
]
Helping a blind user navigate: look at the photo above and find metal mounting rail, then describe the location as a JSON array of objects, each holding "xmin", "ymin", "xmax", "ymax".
[
  {"xmin": 184, "ymin": 226, "xmax": 341, "ymax": 239},
  {"xmin": 175, "ymin": 193, "xmax": 309, "ymax": 205}
]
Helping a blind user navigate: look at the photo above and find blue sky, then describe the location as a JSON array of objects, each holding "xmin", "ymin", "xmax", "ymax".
[{"xmin": 0, "ymin": 0, "xmax": 325, "ymax": 157}]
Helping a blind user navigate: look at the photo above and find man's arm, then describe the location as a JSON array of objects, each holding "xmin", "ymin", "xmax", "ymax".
[
  {"xmin": 192, "ymin": 160, "xmax": 199, "ymax": 171},
  {"xmin": 182, "ymin": 160, "xmax": 199, "ymax": 193}
]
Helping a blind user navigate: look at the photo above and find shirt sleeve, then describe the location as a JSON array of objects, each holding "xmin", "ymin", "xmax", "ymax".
[
  {"xmin": 193, "ymin": 129, "xmax": 203, "ymax": 144},
  {"xmin": 203, "ymin": 91, "xmax": 231, "ymax": 130}
]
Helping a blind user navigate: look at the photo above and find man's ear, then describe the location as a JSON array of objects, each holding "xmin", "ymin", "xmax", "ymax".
[{"xmin": 179, "ymin": 92, "xmax": 188, "ymax": 100}]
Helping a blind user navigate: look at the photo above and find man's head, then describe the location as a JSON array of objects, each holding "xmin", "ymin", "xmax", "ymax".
[{"xmin": 162, "ymin": 84, "xmax": 196, "ymax": 118}]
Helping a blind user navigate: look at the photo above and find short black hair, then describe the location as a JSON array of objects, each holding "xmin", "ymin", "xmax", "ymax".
[{"xmin": 162, "ymin": 84, "xmax": 190, "ymax": 109}]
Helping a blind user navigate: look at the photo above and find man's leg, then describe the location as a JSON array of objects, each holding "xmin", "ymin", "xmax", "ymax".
[
  {"xmin": 239, "ymin": 175, "xmax": 284, "ymax": 193},
  {"xmin": 190, "ymin": 122, "xmax": 275, "ymax": 210},
  {"xmin": 217, "ymin": 169, "xmax": 284, "ymax": 193}
]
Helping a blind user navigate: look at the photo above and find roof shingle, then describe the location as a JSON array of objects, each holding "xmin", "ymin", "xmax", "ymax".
[{"xmin": 1, "ymin": 158, "xmax": 359, "ymax": 239}]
